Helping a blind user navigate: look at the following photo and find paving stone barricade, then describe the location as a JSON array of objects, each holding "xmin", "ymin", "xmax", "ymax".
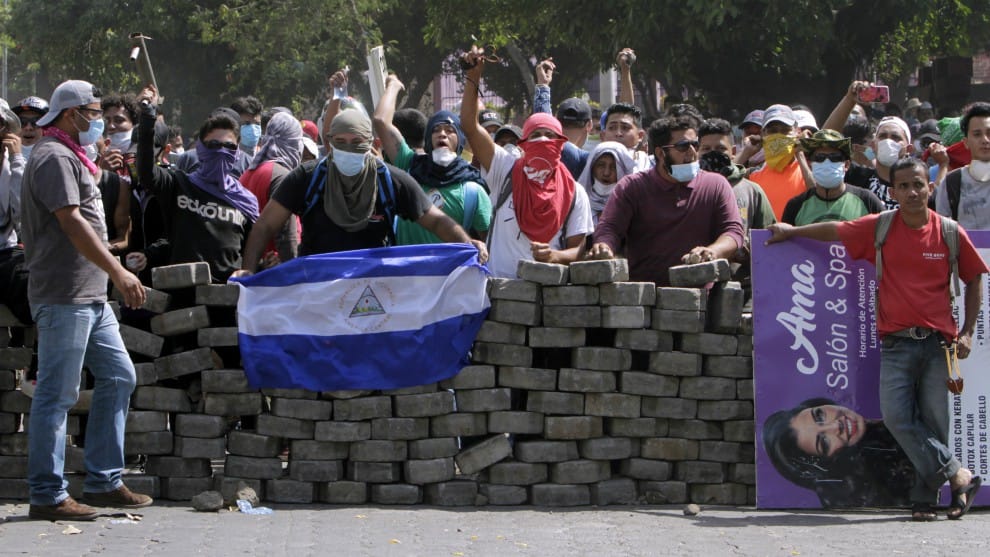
[{"xmin": 0, "ymin": 258, "xmax": 755, "ymax": 506}]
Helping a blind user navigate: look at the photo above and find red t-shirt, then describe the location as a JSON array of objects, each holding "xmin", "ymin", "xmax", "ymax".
[{"xmin": 837, "ymin": 210, "xmax": 989, "ymax": 340}]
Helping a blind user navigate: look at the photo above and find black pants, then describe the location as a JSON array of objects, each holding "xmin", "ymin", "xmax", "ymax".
[{"xmin": 0, "ymin": 247, "xmax": 32, "ymax": 325}]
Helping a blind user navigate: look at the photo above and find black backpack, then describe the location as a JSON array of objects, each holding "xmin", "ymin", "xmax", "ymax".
[{"xmin": 303, "ymin": 157, "xmax": 399, "ymax": 245}]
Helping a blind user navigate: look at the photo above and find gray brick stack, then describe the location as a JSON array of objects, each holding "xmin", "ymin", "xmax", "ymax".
[{"xmin": 1, "ymin": 256, "xmax": 756, "ymax": 506}]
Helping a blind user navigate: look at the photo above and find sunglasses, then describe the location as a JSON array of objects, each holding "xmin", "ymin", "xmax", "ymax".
[
  {"xmin": 812, "ymin": 153, "xmax": 846, "ymax": 163},
  {"xmin": 662, "ymin": 139, "xmax": 700, "ymax": 153},
  {"xmin": 203, "ymin": 139, "xmax": 238, "ymax": 150},
  {"xmin": 19, "ymin": 116, "xmax": 41, "ymax": 128}
]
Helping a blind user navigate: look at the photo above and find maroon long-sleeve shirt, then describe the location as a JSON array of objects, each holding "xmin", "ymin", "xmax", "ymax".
[{"xmin": 594, "ymin": 168, "xmax": 744, "ymax": 285}]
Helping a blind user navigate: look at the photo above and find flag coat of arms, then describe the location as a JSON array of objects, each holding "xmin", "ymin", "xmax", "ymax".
[{"xmin": 231, "ymin": 244, "xmax": 490, "ymax": 390}]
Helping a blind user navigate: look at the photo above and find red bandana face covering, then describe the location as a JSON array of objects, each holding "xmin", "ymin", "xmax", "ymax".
[{"xmin": 511, "ymin": 136, "xmax": 575, "ymax": 244}]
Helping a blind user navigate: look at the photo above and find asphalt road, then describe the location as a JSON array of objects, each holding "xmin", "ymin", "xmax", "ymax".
[{"xmin": 1, "ymin": 502, "xmax": 987, "ymax": 556}]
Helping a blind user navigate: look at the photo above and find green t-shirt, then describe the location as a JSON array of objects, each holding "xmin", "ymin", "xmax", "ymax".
[
  {"xmin": 392, "ymin": 140, "xmax": 492, "ymax": 246},
  {"xmin": 783, "ymin": 185, "xmax": 883, "ymax": 226}
]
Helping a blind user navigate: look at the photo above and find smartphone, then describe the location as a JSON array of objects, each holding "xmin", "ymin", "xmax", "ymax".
[{"xmin": 857, "ymin": 85, "xmax": 890, "ymax": 104}]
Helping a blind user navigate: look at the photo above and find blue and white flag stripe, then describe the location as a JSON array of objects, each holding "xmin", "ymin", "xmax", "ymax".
[{"xmin": 231, "ymin": 243, "xmax": 490, "ymax": 391}]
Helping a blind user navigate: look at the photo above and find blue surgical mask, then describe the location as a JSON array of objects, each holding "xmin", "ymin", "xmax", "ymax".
[
  {"xmin": 670, "ymin": 161, "xmax": 700, "ymax": 182},
  {"xmin": 21, "ymin": 144, "xmax": 32, "ymax": 160},
  {"xmin": 240, "ymin": 123, "xmax": 261, "ymax": 149},
  {"xmin": 863, "ymin": 146, "xmax": 875, "ymax": 161},
  {"xmin": 331, "ymin": 147, "xmax": 368, "ymax": 176},
  {"xmin": 75, "ymin": 114, "xmax": 105, "ymax": 147},
  {"xmin": 812, "ymin": 160, "xmax": 846, "ymax": 190}
]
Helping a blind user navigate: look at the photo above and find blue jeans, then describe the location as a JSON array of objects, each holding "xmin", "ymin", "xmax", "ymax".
[
  {"xmin": 28, "ymin": 303, "xmax": 136, "ymax": 506},
  {"xmin": 879, "ymin": 334, "xmax": 961, "ymax": 505}
]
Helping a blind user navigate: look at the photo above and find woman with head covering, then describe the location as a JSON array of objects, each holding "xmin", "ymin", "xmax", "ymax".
[
  {"xmin": 232, "ymin": 108, "xmax": 488, "ymax": 277},
  {"xmin": 763, "ymin": 397, "xmax": 917, "ymax": 513},
  {"xmin": 576, "ymin": 141, "xmax": 636, "ymax": 225},
  {"xmin": 373, "ymin": 73, "xmax": 491, "ymax": 245},
  {"xmin": 239, "ymin": 111, "xmax": 303, "ymax": 263}
]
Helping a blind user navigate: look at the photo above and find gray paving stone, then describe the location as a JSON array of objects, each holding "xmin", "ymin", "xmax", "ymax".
[
  {"xmin": 680, "ymin": 377, "xmax": 737, "ymax": 400},
  {"xmin": 584, "ymin": 393, "xmax": 641, "ymax": 418},
  {"xmin": 572, "ymin": 347, "xmax": 632, "ymax": 371},
  {"xmin": 125, "ymin": 411, "xmax": 170, "ymax": 433},
  {"xmin": 703, "ymin": 356, "xmax": 753, "ymax": 378},
  {"xmin": 380, "ymin": 383, "xmax": 438, "ymax": 395},
  {"xmin": 488, "ymin": 461, "xmax": 548, "ymax": 485},
  {"xmin": 527, "ymin": 327, "xmax": 586, "ymax": 348},
  {"xmin": 724, "ymin": 420, "xmax": 755, "ymax": 443},
  {"xmin": 424, "ymin": 481, "xmax": 478, "ymax": 506},
  {"xmin": 530, "ymin": 483, "xmax": 590, "ymax": 506},
  {"xmin": 155, "ymin": 347, "xmax": 214, "ymax": 380},
  {"xmin": 699, "ymin": 441, "xmax": 751, "ymax": 463},
  {"xmin": 455, "ymin": 388, "xmax": 512, "ymax": 412},
  {"xmin": 0, "ymin": 347, "xmax": 31, "ymax": 369},
  {"xmin": 393, "ymin": 391, "xmax": 454, "ymax": 417},
  {"xmin": 134, "ymin": 362, "xmax": 157, "ymax": 385},
  {"xmin": 668, "ymin": 419, "xmax": 723, "ymax": 440},
  {"xmin": 544, "ymin": 416, "xmax": 603, "ymax": 439},
  {"xmin": 479, "ymin": 483, "xmax": 528, "ymax": 505},
  {"xmin": 487, "ymin": 278, "xmax": 541, "ymax": 302},
  {"xmin": 579, "ymin": 437, "xmax": 635, "ymax": 460},
  {"xmin": 408, "ymin": 437, "xmax": 459, "ymax": 459},
  {"xmin": 204, "ymin": 393, "xmax": 264, "ymax": 416},
  {"xmin": 640, "ymin": 438, "xmax": 699, "ymax": 461},
  {"xmin": 679, "ymin": 333, "xmax": 738, "ymax": 355},
  {"xmin": 647, "ymin": 352, "xmax": 702, "ymax": 376},
  {"xmin": 568, "ymin": 259, "xmax": 629, "ymax": 285},
  {"xmin": 620, "ymin": 458, "xmax": 672, "ymax": 480},
  {"xmin": 590, "ymin": 478, "xmax": 638, "ymax": 505},
  {"xmin": 290, "ymin": 440, "xmax": 349, "ymax": 460},
  {"xmin": 146, "ymin": 455, "xmax": 212, "ymax": 477},
  {"xmin": 655, "ymin": 287, "xmax": 707, "ymax": 311},
  {"xmin": 619, "ymin": 372, "xmax": 679, "ymax": 397},
  {"xmin": 430, "ymin": 413, "xmax": 488, "ymax": 437},
  {"xmin": 370, "ymin": 483, "xmax": 421, "ymax": 504},
  {"xmin": 558, "ymin": 368, "xmax": 616, "ymax": 392},
  {"xmin": 289, "ymin": 460, "xmax": 343, "ymax": 482},
  {"xmin": 488, "ymin": 411, "xmax": 544, "ymax": 434},
  {"xmin": 271, "ymin": 397, "xmax": 332, "ymax": 421},
  {"xmin": 227, "ymin": 430, "xmax": 280, "ymax": 457},
  {"xmin": 526, "ymin": 391, "xmax": 583, "ymax": 415},
  {"xmin": 334, "ymin": 396, "xmax": 391, "ymax": 421},
  {"xmin": 152, "ymin": 262, "xmax": 211, "ymax": 290},
  {"xmin": 601, "ymin": 306, "xmax": 650, "ymax": 328},
  {"xmin": 550, "ymin": 459, "xmax": 611, "ymax": 484},
  {"xmin": 709, "ymin": 280, "xmax": 744, "ymax": 333},
  {"xmin": 197, "ymin": 327, "xmax": 239, "ymax": 347},
  {"xmin": 675, "ymin": 460, "xmax": 725, "ymax": 483},
  {"xmin": 476, "ymin": 321, "xmax": 528, "ymax": 345},
  {"xmin": 349, "ymin": 440, "xmax": 407, "ymax": 462},
  {"xmin": 472, "ymin": 342, "xmax": 533, "ymax": 367},
  {"xmin": 261, "ymin": 388, "xmax": 318, "ymax": 399},
  {"xmin": 667, "ymin": 259, "xmax": 728, "ymax": 287},
  {"xmin": 371, "ymin": 417, "xmax": 429, "ymax": 440},
  {"xmin": 691, "ymin": 483, "xmax": 748, "ymax": 505},
  {"xmin": 118, "ymin": 324, "xmax": 165, "ymax": 358},
  {"xmin": 517, "ymin": 260, "xmax": 569, "ymax": 285},
  {"xmin": 454, "ymin": 433, "xmax": 512, "ymax": 474},
  {"xmin": 161, "ymin": 477, "xmax": 215, "ymax": 501},
  {"xmin": 0, "ymin": 390, "xmax": 31, "ymax": 413},
  {"xmin": 201, "ymin": 369, "xmax": 254, "ymax": 393},
  {"xmin": 641, "ymin": 397, "xmax": 697, "ymax": 419},
  {"xmin": 225, "ymin": 455, "xmax": 283, "ymax": 479},
  {"xmin": 314, "ymin": 421, "xmax": 372, "ymax": 442},
  {"xmin": 599, "ymin": 282, "xmax": 657, "ymax": 306},
  {"xmin": 266, "ymin": 478, "xmax": 314, "ymax": 503},
  {"xmin": 438, "ymin": 365, "xmax": 496, "ymax": 389},
  {"xmin": 613, "ymin": 329, "xmax": 674, "ymax": 351},
  {"xmin": 638, "ymin": 480, "xmax": 687, "ymax": 504},
  {"xmin": 150, "ymin": 305, "xmax": 210, "ymax": 336},
  {"xmin": 195, "ymin": 284, "xmax": 240, "ymax": 306},
  {"xmin": 255, "ymin": 414, "xmax": 316, "ymax": 440},
  {"xmin": 498, "ymin": 366, "xmax": 557, "ymax": 390},
  {"xmin": 112, "ymin": 285, "xmax": 171, "ymax": 313},
  {"xmin": 606, "ymin": 417, "xmax": 668, "ymax": 437},
  {"xmin": 541, "ymin": 285, "xmax": 599, "ymax": 306},
  {"xmin": 347, "ymin": 461, "xmax": 402, "ymax": 483},
  {"xmin": 132, "ymin": 386, "xmax": 192, "ymax": 412},
  {"xmin": 404, "ymin": 457, "xmax": 455, "ymax": 484},
  {"xmin": 542, "ymin": 305, "xmax": 601, "ymax": 328},
  {"xmin": 174, "ymin": 435, "xmax": 227, "ymax": 459},
  {"xmin": 697, "ymin": 400, "xmax": 753, "ymax": 421},
  {"xmin": 318, "ymin": 480, "xmax": 367, "ymax": 503},
  {"xmin": 651, "ymin": 309, "xmax": 706, "ymax": 333},
  {"xmin": 488, "ymin": 300, "xmax": 542, "ymax": 326}
]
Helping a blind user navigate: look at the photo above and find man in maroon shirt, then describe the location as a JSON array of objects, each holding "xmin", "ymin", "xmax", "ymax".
[{"xmin": 589, "ymin": 115, "xmax": 744, "ymax": 285}]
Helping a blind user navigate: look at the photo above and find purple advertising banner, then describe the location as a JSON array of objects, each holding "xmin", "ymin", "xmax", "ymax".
[{"xmin": 752, "ymin": 229, "xmax": 990, "ymax": 509}]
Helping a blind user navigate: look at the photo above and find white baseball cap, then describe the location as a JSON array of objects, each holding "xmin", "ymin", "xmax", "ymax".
[{"xmin": 37, "ymin": 80, "xmax": 102, "ymax": 127}]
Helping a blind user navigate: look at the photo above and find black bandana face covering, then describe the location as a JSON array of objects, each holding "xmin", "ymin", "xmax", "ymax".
[{"xmin": 699, "ymin": 150, "xmax": 733, "ymax": 177}]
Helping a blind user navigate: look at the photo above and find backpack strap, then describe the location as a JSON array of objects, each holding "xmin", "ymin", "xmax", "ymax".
[
  {"xmin": 945, "ymin": 168, "xmax": 964, "ymax": 221},
  {"xmin": 940, "ymin": 214, "xmax": 962, "ymax": 298},
  {"xmin": 304, "ymin": 157, "xmax": 398, "ymax": 246},
  {"xmin": 462, "ymin": 181, "xmax": 480, "ymax": 233},
  {"xmin": 303, "ymin": 157, "xmax": 329, "ymax": 216},
  {"xmin": 486, "ymin": 177, "xmax": 513, "ymax": 247},
  {"xmin": 557, "ymin": 188, "xmax": 579, "ymax": 245},
  {"xmin": 873, "ymin": 209, "xmax": 898, "ymax": 285}
]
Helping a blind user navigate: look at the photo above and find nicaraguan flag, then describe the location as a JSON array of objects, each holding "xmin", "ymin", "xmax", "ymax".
[{"xmin": 231, "ymin": 243, "xmax": 490, "ymax": 390}]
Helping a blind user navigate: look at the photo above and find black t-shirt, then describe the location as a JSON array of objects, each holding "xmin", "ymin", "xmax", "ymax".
[
  {"xmin": 274, "ymin": 160, "xmax": 433, "ymax": 255},
  {"xmin": 845, "ymin": 164, "xmax": 895, "ymax": 209},
  {"xmin": 145, "ymin": 165, "xmax": 251, "ymax": 282},
  {"xmin": 97, "ymin": 171, "xmax": 121, "ymax": 242}
]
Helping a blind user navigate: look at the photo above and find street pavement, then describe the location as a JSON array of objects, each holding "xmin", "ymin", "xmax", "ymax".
[{"xmin": 1, "ymin": 501, "xmax": 987, "ymax": 556}]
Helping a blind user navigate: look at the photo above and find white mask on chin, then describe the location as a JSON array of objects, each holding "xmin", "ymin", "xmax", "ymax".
[
  {"xmin": 431, "ymin": 147, "xmax": 458, "ymax": 167},
  {"xmin": 968, "ymin": 160, "xmax": 990, "ymax": 182}
]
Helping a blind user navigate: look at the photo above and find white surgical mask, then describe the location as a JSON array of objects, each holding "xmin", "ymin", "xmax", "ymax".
[
  {"xmin": 504, "ymin": 144, "xmax": 522, "ymax": 158},
  {"xmin": 84, "ymin": 143, "xmax": 99, "ymax": 161},
  {"xmin": 109, "ymin": 130, "xmax": 132, "ymax": 152},
  {"xmin": 592, "ymin": 179, "xmax": 617, "ymax": 197},
  {"xmin": 875, "ymin": 138, "xmax": 903, "ymax": 167},
  {"xmin": 331, "ymin": 147, "xmax": 367, "ymax": 176},
  {"xmin": 431, "ymin": 147, "xmax": 458, "ymax": 167},
  {"xmin": 968, "ymin": 160, "xmax": 990, "ymax": 182}
]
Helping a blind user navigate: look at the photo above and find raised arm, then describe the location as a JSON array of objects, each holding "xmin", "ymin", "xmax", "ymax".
[
  {"xmin": 320, "ymin": 69, "xmax": 349, "ymax": 143},
  {"xmin": 372, "ymin": 74, "xmax": 407, "ymax": 163},
  {"xmin": 533, "ymin": 58, "xmax": 555, "ymax": 115},
  {"xmin": 617, "ymin": 48, "xmax": 636, "ymax": 105},
  {"xmin": 821, "ymin": 81, "xmax": 870, "ymax": 132},
  {"xmin": 459, "ymin": 46, "xmax": 496, "ymax": 171}
]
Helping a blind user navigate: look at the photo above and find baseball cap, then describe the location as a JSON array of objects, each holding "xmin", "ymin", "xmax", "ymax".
[
  {"xmin": 794, "ymin": 109, "xmax": 819, "ymax": 132},
  {"xmin": 12, "ymin": 96, "xmax": 49, "ymax": 116},
  {"xmin": 0, "ymin": 99, "xmax": 20, "ymax": 134},
  {"xmin": 494, "ymin": 124, "xmax": 522, "ymax": 143},
  {"xmin": 920, "ymin": 101, "xmax": 933, "ymax": 110},
  {"xmin": 918, "ymin": 119, "xmax": 940, "ymax": 141},
  {"xmin": 556, "ymin": 98, "xmax": 592, "ymax": 124},
  {"xmin": 37, "ymin": 80, "xmax": 102, "ymax": 127},
  {"xmin": 479, "ymin": 110, "xmax": 503, "ymax": 129},
  {"xmin": 799, "ymin": 128, "xmax": 850, "ymax": 158},
  {"xmin": 739, "ymin": 110, "xmax": 764, "ymax": 129},
  {"xmin": 300, "ymin": 120, "xmax": 319, "ymax": 142},
  {"xmin": 762, "ymin": 104, "xmax": 797, "ymax": 129}
]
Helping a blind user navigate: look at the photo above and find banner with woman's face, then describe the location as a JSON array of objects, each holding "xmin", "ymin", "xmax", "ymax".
[{"xmin": 752, "ymin": 229, "xmax": 990, "ymax": 509}]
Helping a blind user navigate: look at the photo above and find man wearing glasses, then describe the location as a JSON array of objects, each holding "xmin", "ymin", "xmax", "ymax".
[
  {"xmin": 589, "ymin": 116, "xmax": 744, "ymax": 285},
  {"xmin": 11, "ymin": 96, "xmax": 47, "ymax": 161},
  {"xmin": 781, "ymin": 129, "xmax": 884, "ymax": 226},
  {"xmin": 20, "ymin": 80, "xmax": 151, "ymax": 521}
]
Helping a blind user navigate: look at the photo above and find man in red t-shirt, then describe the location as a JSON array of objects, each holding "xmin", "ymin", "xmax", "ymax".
[{"xmin": 766, "ymin": 158, "xmax": 987, "ymax": 522}]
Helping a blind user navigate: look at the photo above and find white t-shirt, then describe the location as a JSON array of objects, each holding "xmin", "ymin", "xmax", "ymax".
[
  {"xmin": 483, "ymin": 145, "xmax": 594, "ymax": 278},
  {"xmin": 935, "ymin": 166, "xmax": 990, "ymax": 230}
]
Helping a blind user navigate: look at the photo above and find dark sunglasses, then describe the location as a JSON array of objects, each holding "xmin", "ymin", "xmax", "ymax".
[
  {"xmin": 19, "ymin": 116, "xmax": 41, "ymax": 128},
  {"xmin": 812, "ymin": 152, "xmax": 846, "ymax": 163},
  {"xmin": 203, "ymin": 139, "xmax": 238, "ymax": 150},
  {"xmin": 662, "ymin": 140, "xmax": 700, "ymax": 153}
]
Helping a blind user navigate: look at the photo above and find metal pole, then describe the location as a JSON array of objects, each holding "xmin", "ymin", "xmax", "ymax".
[{"xmin": 1, "ymin": 0, "xmax": 7, "ymax": 100}]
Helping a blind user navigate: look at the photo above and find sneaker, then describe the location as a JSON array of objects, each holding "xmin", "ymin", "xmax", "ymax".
[
  {"xmin": 29, "ymin": 496, "xmax": 99, "ymax": 521},
  {"xmin": 82, "ymin": 485, "xmax": 153, "ymax": 509}
]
